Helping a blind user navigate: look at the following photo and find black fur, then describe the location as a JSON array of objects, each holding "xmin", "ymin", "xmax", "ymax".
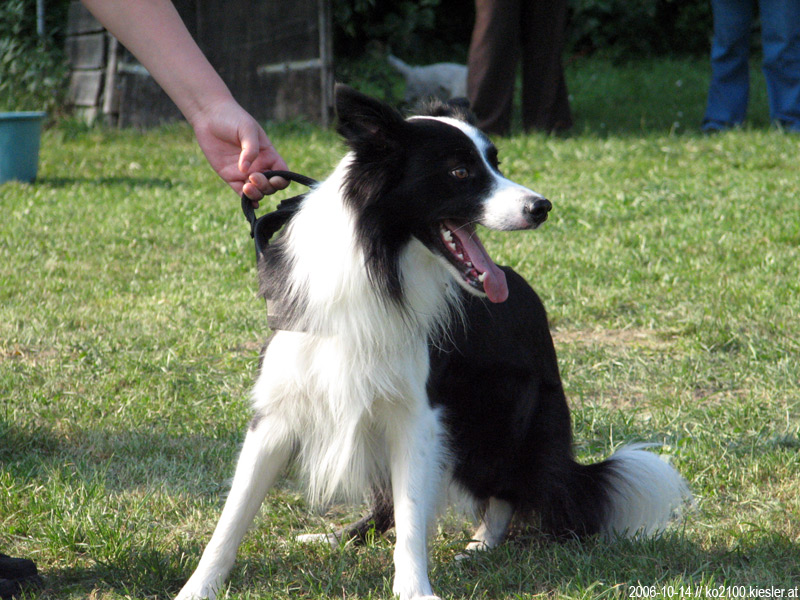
[
  {"xmin": 334, "ymin": 270, "xmax": 616, "ymax": 541},
  {"xmin": 429, "ymin": 268, "xmax": 614, "ymax": 537},
  {"xmin": 325, "ymin": 270, "xmax": 616, "ymax": 541},
  {"xmin": 335, "ymin": 85, "xmax": 501, "ymax": 302},
  {"xmin": 258, "ymin": 239, "xmax": 308, "ymax": 330},
  {"xmin": 331, "ymin": 87, "xmax": 616, "ymax": 540},
  {"xmin": 414, "ymin": 96, "xmax": 476, "ymax": 125},
  {"xmin": 259, "ymin": 87, "xmax": 629, "ymax": 540},
  {"xmin": 258, "ymin": 87, "xmax": 503, "ymax": 311}
]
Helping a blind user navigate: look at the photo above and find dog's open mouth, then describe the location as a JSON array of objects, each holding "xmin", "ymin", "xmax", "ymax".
[{"xmin": 437, "ymin": 220, "xmax": 508, "ymax": 303}]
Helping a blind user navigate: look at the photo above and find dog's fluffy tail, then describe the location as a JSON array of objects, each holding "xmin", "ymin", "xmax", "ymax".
[
  {"xmin": 536, "ymin": 444, "xmax": 692, "ymax": 539},
  {"xmin": 387, "ymin": 54, "xmax": 412, "ymax": 76},
  {"xmin": 601, "ymin": 445, "xmax": 692, "ymax": 537}
]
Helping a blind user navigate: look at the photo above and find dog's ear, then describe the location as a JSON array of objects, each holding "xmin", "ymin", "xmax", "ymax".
[{"xmin": 335, "ymin": 84, "xmax": 406, "ymax": 152}]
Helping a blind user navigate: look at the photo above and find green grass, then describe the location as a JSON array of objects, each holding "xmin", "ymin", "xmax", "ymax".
[{"xmin": 2, "ymin": 56, "xmax": 799, "ymax": 599}]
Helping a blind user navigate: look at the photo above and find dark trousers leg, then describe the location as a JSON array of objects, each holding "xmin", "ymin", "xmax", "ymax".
[
  {"xmin": 467, "ymin": 0, "xmax": 521, "ymax": 135},
  {"xmin": 520, "ymin": 0, "xmax": 573, "ymax": 132}
]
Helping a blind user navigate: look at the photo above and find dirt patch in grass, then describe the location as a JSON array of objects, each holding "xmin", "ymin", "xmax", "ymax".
[
  {"xmin": 552, "ymin": 328, "xmax": 678, "ymax": 410},
  {"xmin": 0, "ymin": 344, "xmax": 63, "ymax": 366},
  {"xmin": 552, "ymin": 327, "xmax": 676, "ymax": 350}
]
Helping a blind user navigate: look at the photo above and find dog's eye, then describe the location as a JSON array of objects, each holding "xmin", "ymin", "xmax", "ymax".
[{"xmin": 450, "ymin": 167, "xmax": 469, "ymax": 180}]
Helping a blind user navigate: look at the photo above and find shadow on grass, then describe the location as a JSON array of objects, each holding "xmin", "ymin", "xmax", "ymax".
[
  {"xmin": 34, "ymin": 543, "xmax": 380, "ymax": 599},
  {"xmin": 28, "ymin": 529, "xmax": 800, "ymax": 599},
  {"xmin": 0, "ymin": 419, "xmax": 240, "ymax": 496},
  {"xmin": 3, "ymin": 415, "xmax": 798, "ymax": 597},
  {"xmin": 439, "ymin": 530, "xmax": 800, "ymax": 595},
  {"xmin": 38, "ymin": 175, "xmax": 175, "ymax": 189}
]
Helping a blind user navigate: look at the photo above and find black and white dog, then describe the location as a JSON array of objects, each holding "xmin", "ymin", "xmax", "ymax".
[{"xmin": 175, "ymin": 86, "xmax": 690, "ymax": 600}]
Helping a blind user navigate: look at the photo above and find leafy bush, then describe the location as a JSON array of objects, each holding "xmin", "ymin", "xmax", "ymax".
[
  {"xmin": 332, "ymin": 0, "xmax": 713, "ymax": 63},
  {"xmin": 0, "ymin": 0, "xmax": 69, "ymax": 113},
  {"xmin": 567, "ymin": 0, "xmax": 713, "ymax": 58},
  {"xmin": 333, "ymin": 0, "xmax": 469, "ymax": 62}
]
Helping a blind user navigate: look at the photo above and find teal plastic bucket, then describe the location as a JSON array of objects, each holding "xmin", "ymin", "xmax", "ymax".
[{"xmin": 0, "ymin": 111, "xmax": 47, "ymax": 184}]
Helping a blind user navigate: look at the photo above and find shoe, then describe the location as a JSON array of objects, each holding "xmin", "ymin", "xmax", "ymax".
[
  {"xmin": 701, "ymin": 119, "xmax": 732, "ymax": 133},
  {"xmin": 0, "ymin": 555, "xmax": 42, "ymax": 600}
]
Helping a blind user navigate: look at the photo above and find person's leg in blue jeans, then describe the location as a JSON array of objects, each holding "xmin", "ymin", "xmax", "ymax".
[
  {"xmin": 703, "ymin": 0, "xmax": 756, "ymax": 131},
  {"xmin": 760, "ymin": 0, "xmax": 800, "ymax": 131}
]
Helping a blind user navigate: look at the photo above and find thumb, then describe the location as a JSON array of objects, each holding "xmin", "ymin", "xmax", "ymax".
[{"xmin": 238, "ymin": 123, "xmax": 263, "ymax": 174}]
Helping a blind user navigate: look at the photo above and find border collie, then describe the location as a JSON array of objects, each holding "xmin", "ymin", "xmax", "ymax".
[{"xmin": 175, "ymin": 86, "xmax": 690, "ymax": 600}]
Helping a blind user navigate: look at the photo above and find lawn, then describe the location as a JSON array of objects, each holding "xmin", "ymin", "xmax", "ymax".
[{"xmin": 1, "ymin": 56, "xmax": 799, "ymax": 599}]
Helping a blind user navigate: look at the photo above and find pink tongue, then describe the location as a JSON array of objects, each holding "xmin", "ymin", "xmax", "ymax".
[{"xmin": 446, "ymin": 221, "xmax": 509, "ymax": 303}]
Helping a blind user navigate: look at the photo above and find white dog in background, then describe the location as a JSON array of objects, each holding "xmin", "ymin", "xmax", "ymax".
[{"xmin": 388, "ymin": 54, "xmax": 468, "ymax": 104}]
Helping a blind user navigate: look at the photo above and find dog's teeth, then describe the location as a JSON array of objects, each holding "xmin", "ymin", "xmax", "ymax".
[
  {"xmin": 442, "ymin": 229, "xmax": 453, "ymax": 242},
  {"xmin": 478, "ymin": 272, "xmax": 486, "ymax": 283},
  {"xmin": 466, "ymin": 261, "xmax": 473, "ymax": 267},
  {"xmin": 457, "ymin": 253, "xmax": 464, "ymax": 260},
  {"xmin": 447, "ymin": 242, "xmax": 458, "ymax": 252}
]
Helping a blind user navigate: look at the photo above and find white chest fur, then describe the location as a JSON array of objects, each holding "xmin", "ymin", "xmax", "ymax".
[{"xmin": 251, "ymin": 163, "xmax": 458, "ymax": 505}]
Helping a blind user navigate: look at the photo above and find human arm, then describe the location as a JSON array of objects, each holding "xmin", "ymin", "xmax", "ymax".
[{"xmin": 80, "ymin": 0, "xmax": 287, "ymax": 202}]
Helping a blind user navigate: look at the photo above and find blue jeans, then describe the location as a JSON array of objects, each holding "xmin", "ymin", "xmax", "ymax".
[{"xmin": 703, "ymin": 0, "xmax": 800, "ymax": 131}]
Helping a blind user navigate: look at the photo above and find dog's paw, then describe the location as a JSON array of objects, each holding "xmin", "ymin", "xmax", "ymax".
[
  {"xmin": 295, "ymin": 531, "xmax": 341, "ymax": 547},
  {"xmin": 454, "ymin": 539, "xmax": 489, "ymax": 560},
  {"xmin": 174, "ymin": 591, "xmax": 212, "ymax": 600},
  {"xmin": 174, "ymin": 580, "xmax": 217, "ymax": 600},
  {"xmin": 392, "ymin": 579, "xmax": 441, "ymax": 600}
]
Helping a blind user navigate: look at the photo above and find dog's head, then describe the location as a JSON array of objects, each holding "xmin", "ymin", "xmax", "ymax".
[{"xmin": 335, "ymin": 84, "xmax": 551, "ymax": 304}]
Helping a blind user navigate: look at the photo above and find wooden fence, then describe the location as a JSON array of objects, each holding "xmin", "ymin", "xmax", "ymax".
[{"xmin": 65, "ymin": 0, "xmax": 333, "ymax": 128}]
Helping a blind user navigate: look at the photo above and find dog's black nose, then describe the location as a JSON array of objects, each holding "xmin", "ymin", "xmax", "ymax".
[{"xmin": 524, "ymin": 197, "xmax": 552, "ymax": 226}]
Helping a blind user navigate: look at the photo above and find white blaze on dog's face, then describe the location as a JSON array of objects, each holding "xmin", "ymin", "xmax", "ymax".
[
  {"xmin": 335, "ymin": 86, "xmax": 551, "ymax": 305},
  {"xmin": 415, "ymin": 115, "xmax": 552, "ymax": 229},
  {"xmin": 406, "ymin": 115, "xmax": 551, "ymax": 303}
]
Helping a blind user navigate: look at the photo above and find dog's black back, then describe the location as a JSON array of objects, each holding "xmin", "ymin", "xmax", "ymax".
[{"xmin": 430, "ymin": 267, "xmax": 612, "ymax": 537}]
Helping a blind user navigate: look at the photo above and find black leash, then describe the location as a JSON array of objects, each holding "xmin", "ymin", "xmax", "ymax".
[
  {"xmin": 241, "ymin": 170, "xmax": 318, "ymax": 331},
  {"xmin": 241, "ymin": 170, "xmax": 318, "ymax": 260}
]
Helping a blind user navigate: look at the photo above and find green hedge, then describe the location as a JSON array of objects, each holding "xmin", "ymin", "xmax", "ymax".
[
  {"xmin": 332, "ymin": 0, "xmax": 714, "ymax": 61},
  {"xmin": 0, "ymin": 0, "xmax": 69, "ymax": 113},
  {"xmin": 570, "ymin": 0, "xmax": 713, "ymax": 58}
]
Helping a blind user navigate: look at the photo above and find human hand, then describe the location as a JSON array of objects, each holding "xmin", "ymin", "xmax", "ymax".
[{"xmin": 190, "ymin": 97, "xmax": 289, "ymax": 206}]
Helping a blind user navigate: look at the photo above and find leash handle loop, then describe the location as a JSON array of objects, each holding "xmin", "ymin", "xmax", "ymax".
[
  {"xmin": 238, "ymin": 170, "xmax": 319, "ymax": 332},
  {"xmin": 240, "ymin": 170, "xmax": 319, "ymax": 258},
  {"xmin": 240, "ymin": 170, "xmax": 318, "ymax": 236}
]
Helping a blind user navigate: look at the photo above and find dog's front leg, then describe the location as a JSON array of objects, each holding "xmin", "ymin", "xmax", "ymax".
[
  {"xmin": 175, "ymin": 417, "xmax": 292, "ymax": 600},
  {"xmin": 388, "ymin": 403, "xmax": 444, "ymax": 600}
]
